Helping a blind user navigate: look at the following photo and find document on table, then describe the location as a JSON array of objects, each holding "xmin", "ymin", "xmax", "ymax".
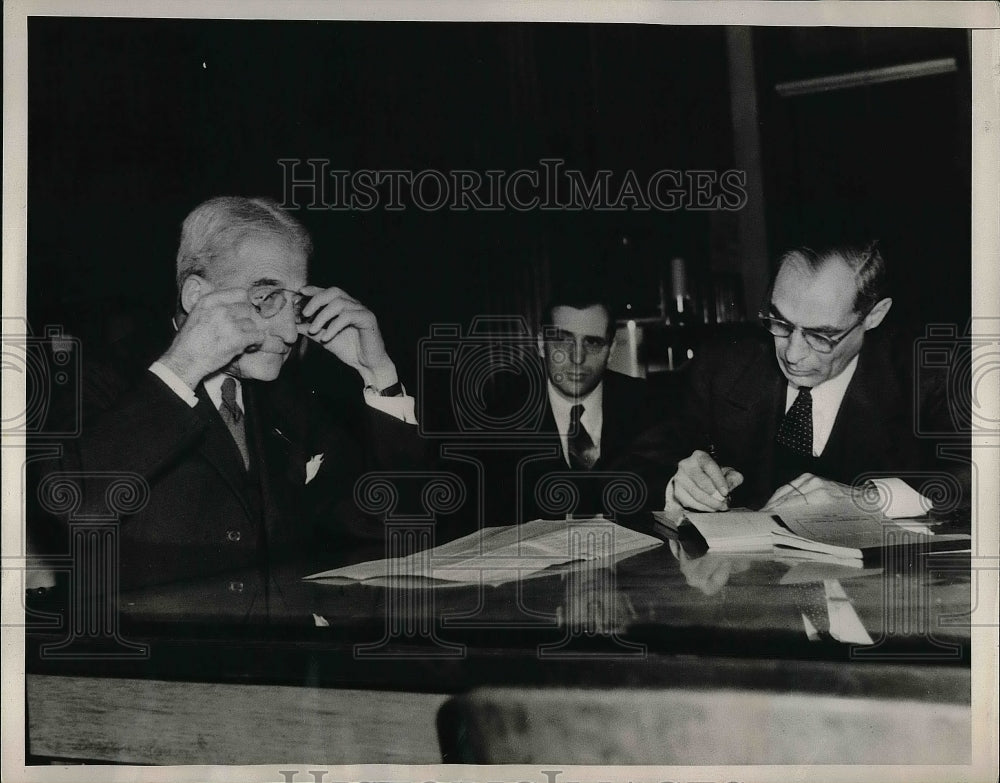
[
  {"xmin": 681, "ymin": 509, "xmax": 782, "ymax": 552},
  {"xmin": 304, "ymin": 517, "xmax": 663, "ymax": 587},
  {"xmin": 771, "ymin": 503, "xmax": 969, "ymax": 560},
  {"xmin": 682, "ymin": 501, "xmax": 969, "ymax": 562}
]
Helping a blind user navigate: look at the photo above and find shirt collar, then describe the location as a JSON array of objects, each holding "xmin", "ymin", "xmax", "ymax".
[
  {"xmin": 809, "ymin": 354, "xmax": 858, "ymax": 404},
  {"xmin": 547, "ymin": 380, "xmax": 603, "ymax": 435},
  {"xmin": 786, "ymin": 354, "xmax": 859, "ymax": 410}
]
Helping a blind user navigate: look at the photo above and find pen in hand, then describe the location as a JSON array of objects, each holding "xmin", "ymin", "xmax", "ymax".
[{"xmin": 707, "ymin": 440, "xmax": 733, "ymax": 508}]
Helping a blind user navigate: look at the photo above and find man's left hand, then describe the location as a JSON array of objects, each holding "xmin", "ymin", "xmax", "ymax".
[
  {"xmin": 298, "ymin": 286, "xmax": 398, "ymax": 389},
  {"xmin": 762, "ymin": 473, "xmax": 857, "ymax": 511}
]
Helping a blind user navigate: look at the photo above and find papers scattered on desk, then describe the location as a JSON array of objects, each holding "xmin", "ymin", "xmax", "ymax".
[
  {"xmin": 304, "ymin": 518, "xmax": 663, "ymax": 587},
  {"xmin": 683, "ymin": 503, "xmax": 970, "ymax": 564},
  {"xmin": 772, "ymin": 510, "xmax": 970, "ymax": 562}
]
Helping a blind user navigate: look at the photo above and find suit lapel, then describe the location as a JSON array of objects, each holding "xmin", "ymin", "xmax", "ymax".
[
  {"xmin": 821, "ymin": 341, "xmax": 899, "ymax": 474},
  {"xmin": 247, "ymin": 381, "xmax": 307, "ymax": 542},
  {"xmin": 194, "ymin": 384, "xmax": 255, "ymax": 521},
  {"xmin": 722, "ymin": 346, "xmax": 784, "ymax": 415},
  {"xmin": 598, "ymin": 376, "xmax": 625, "ymax": 467},
  {"xmin": 722, "ymin": 346, "xmax": 786, "ymax": 501},
  {"xmin": 539, "ymin": 401, "xmax": 571, "ymax": 469}
]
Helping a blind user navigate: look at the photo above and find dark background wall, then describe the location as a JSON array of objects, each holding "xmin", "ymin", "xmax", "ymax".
[
  {"xmin": 755, "ymin": 27, "xmax": 971, "ymax": 330},
  {"xmin": 27, "ymin": 19, "xmax": 971, "ymax": 384}
]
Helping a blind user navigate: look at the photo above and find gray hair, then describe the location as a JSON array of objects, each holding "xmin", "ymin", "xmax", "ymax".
[
  {"xmin": 776, "ymin": 240, "xmax": 888, "ymax": 314},
  {"xmin": 175, "ymin": 196, "xmax": 313, "ymax": 288}
]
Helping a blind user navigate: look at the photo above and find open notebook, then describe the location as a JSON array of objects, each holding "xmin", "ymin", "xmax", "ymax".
[{"xmin": 304, "ymin": 518, "xmax": 663, "ymax": 587}]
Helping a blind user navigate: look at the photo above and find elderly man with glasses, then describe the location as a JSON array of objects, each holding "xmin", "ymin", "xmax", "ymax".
[
  {"xmin": 626, "ymin": 241, "xmax": 965, "ymax": 518},
  {"xmin": 31, "ymin": 196, "xmax": 423, "ymax": 591}
]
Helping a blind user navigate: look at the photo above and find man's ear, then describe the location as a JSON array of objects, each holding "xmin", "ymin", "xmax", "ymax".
[
  {"xmin": 179, "ymin": 275, "xmax": 208, "ymax": 314},
  {"xmin": 863, "ymin": 297, "xmax": 892, "ymax": 331}
]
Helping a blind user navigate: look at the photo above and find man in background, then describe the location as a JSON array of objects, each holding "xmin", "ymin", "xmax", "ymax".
[{"xmin": 484, "ymin": 284, "xmax": 656, "ymax": 522}]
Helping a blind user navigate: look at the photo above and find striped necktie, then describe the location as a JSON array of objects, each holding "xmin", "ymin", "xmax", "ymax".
[
  {"xmin": 219, "ymin": 376, "xmax": 250, "ymax": 470},
  {"xmin": 568, "ymin": 403, "xmax": 598, "ymax": 470}
]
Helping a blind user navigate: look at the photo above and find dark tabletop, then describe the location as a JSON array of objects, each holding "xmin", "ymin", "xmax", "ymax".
[{"xmin": 25, "ymin": 514, "xmax": 972, "ymax": 703}]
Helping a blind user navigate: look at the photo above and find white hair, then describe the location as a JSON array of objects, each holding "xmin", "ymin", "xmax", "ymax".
[{"xmin": 175, "ymin": 196, "xmax": 312, "ymax": 288}]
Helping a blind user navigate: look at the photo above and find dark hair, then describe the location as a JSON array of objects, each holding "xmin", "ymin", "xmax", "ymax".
[
  {"xmin": 775, "ymin": 240, "xmax": 888, "ymax": 314},
  {"xmin": 540, "ymin": 284, "xmax": 616, "ymax": 338}
]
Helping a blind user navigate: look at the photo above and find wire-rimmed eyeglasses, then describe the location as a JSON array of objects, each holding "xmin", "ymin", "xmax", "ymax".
[{"xmin": 248, "ymin": 286, "xmax": 311, "ymax": 325}]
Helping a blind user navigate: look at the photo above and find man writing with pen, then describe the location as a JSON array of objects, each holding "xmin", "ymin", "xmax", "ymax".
[
  {"xmin": 624, "ymin": 241, "xmax": 966, "ymax": 518},
  {"xmin": 31, "ymin": 196, "xmax": 424, "ymax": 593}
]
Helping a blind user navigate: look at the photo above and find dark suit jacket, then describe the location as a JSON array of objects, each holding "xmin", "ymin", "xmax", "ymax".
[
  {"xmin": 30, "ymin": 340, "xmax": 426, "ymax": 591},
  {"xmin": 480, "ymin": 370, "xmax": 659, "ymax": 523},
  {"xmin": 623, "ymin": 329, "xmax": 966, "ymax": 511}
]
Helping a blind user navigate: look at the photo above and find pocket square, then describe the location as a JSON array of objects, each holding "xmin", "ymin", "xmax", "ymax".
[{"xmin": 305, "ymin": 453, "xmax": 325, "ymax": 484}]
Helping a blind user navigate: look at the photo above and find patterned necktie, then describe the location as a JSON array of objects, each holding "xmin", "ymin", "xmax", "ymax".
[
  {"xmin": 776, "ymin": 386, "xmax": 813, "ymax": 458},
  {"xmin": 219, "ymin": 376, "xmax": 250, "ymax": 470},
  {"xmin": 568, "ymin": 403, "xmax": 598, "ymax": 470}
]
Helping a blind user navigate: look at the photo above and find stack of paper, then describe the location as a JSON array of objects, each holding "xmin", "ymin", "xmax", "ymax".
[
  {"xmin": 682, "ymin": 510, "xmax": 782, "ymax": 552},
  {"xmin": 771, "ymin": 508, "xmax": 970, "ymax": 562},
  {"xmin": 683, "ymin": 503, "xmax": 970, "ymax": 563},
  {"xmin": 304, "ymin": 518, "xmax": 663, "ymax": 587}
]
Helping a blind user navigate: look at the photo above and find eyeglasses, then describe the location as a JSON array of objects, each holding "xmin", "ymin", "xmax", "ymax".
[
  {"xmin": 248, "ymin": 286, "xmax": 310, "ymax": 324},
  {"xmin": 757, "ymin": 308, "xmax": 867, "ymax": 354},
  {"xmin": 545, "ymin": 328, "xmax": 611, "ymax": 356}
]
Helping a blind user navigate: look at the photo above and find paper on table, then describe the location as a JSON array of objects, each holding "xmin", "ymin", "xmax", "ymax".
[
  {"xmin": 776, "ymin": 508, "xmax": 947, "ymax": 544},
  {"xmin": 683, "ymin": 510, "xmax": 782, "ymax": 552},
  {"xmin": 304, "ymin": 517, "xmax": 663, "ymax": 587},
  {"xmin": 870, "ymin": 477, "xmax": 933, "ymax": 518}
]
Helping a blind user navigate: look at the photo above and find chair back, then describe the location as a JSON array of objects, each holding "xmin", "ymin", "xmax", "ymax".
[{"xmin": 437, "ymin": 686, "xmax": 970, "ymax": 764}]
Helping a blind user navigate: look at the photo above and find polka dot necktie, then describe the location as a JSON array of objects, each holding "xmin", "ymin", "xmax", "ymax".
[
  {"xmin": 776, "ymin": 386, "xmax": 813, "ymax": 458},
  {"xmin": 568, "ymin": 403, "xmax": 598, "ymax": 470}
]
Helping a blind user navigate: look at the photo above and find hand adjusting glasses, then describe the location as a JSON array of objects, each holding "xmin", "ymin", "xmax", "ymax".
[{"xmin": 247, "ymin": 286, "xmax": 312, "ymax": 325}]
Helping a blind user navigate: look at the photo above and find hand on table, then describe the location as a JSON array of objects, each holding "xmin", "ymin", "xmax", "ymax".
[{"xmin": 762, "ymin": 473, "xmax": 859, "ymax": 511}]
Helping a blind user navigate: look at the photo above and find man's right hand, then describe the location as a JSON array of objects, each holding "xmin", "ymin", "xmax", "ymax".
[
  {"xmin": 668, "ymin": 449, "xmax": 744, "ymax": 512},
  {"xmin": 668, "ymin": 541, "xmax": 752, "ymax": 595},
  {"xmin": 158, "ymin": 288, "xmax": 267, "ymax": 389}
]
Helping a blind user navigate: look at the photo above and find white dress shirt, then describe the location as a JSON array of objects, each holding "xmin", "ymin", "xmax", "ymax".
[
  {"xmin": 203, "ymin": 372, "xmax": 243, "ymax": 414},
  {"xmin": 664, "ymin": 354, "xmax": 929, "ymax": 518},
  {"xmin": 148, "ymin": 361, "xmax": 417, "ymax": 424},
  {"xmin": 547, "ymin": 380, "xmax": 603, "ymax": 467},
  {"xmin": 785, "ymin": 355, "xmax": 858, "ymax": 458}
]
